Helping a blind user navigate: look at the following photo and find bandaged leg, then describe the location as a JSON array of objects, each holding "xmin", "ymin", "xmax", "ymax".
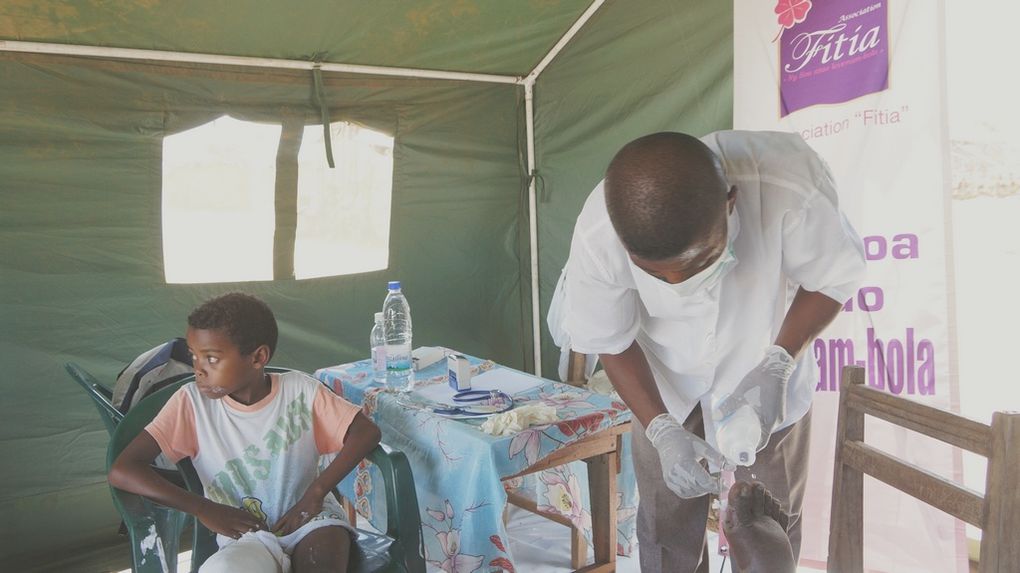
[{"xmin": 199, "ymin": 531, "xmax": 290, "ymax": 573}]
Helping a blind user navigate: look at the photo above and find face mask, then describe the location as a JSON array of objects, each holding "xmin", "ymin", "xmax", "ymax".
[
  {"xmin": 664, "ymin": 208, "xmax": 740, "ymax": 297},
  {"xmin": 664, "ymin": 246, "xmax": 736, "ymax": 297}
]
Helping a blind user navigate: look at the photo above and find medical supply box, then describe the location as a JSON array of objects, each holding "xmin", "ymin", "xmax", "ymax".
[
  {"xmin": 412, "ymin": 346, "xmax": 446, "ymax": 371},
  {"xmin": 447, "ymin": 354, "xmax": 472, "ymax": 391}
]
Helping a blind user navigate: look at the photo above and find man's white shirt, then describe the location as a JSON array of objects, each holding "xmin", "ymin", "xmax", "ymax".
[{"xmin": 552, "ymin": 130, "xmax": 866, "ymax": 444}]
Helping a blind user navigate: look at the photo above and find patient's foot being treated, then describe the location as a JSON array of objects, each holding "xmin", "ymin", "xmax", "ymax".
[{"xmin": 722, "ymin": 480, "xmax": 796, "ymax": 573}]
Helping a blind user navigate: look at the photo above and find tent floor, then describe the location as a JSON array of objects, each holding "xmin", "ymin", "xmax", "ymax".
[{"xmin": 27, "ymin": 504, "xmax": 963, "ymax": 572}]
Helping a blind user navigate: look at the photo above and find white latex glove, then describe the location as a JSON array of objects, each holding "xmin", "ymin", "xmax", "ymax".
[
  {"xmin": 645, "ymin": 413, "xmax": 731, "ymax": 499},
  {"xmin": 714, "ymin": 345, "xmax": 796, "ymax": 450}
]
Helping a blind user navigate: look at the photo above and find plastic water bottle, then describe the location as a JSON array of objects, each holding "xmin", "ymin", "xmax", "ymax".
[
  {"xmin": 382, "ymin": 281, "xmax": 414, "ymax": 392},
  {"xmin": 370, "ymin": 312, "xmax": 386, "ymax": 383},
  {"xmin": 715, "ymin": 404, "xmax": 761, "ymax": 467}
]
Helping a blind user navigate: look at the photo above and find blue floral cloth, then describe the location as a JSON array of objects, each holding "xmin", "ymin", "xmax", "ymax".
[{"xmin": 315, "ymin": 351, "xmax": 638, "ymax": 572}]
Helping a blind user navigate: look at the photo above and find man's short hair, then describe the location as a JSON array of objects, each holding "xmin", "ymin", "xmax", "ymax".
[
  {"xmin": 605, "ymin": 132, "xmax": 728, "ymax": 260},
  {"xmin": 187, "ymin": 292, "xmax": 278, "ymax": 358}
]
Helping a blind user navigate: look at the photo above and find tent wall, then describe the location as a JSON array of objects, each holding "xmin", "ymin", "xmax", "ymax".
[
  {"xmin": 535, "ymin": 0, "xmax": 734, "ymax": 376},
  {"xmin": 0, "ymin": 53, "xmax": 528, "ymax": 565},
  {"xmin": 0, "ymin": 0, "xmax": 735, "ymax": 568}
]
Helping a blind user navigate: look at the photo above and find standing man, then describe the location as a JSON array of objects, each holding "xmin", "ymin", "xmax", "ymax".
[{"xmin": 550, "ymin": 131, "xmax": 865, "ymax": 572}]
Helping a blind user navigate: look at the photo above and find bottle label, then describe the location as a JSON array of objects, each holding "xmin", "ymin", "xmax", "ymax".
[
  {"xmin": 372, "ymin": 346, "xmax": 386, "ymax": 373},
  {"xmin": 386, "ymin": 344, "xmax": 412, "ymax": 370}
]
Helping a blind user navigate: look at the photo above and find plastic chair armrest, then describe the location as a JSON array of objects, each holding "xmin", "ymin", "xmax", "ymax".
[
  {"xmin": 367, "ymin": 444, "xmax": 426, "ymax": 573},
  {"xmin": 108, "ymin": 486, "xmax": 188, "ymax": 573}
]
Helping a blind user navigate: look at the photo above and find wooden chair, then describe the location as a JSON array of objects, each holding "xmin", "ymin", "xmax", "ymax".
[
  {"xmin": 565, "ymin": 349, "xmax": 589, "ymax": 388},
  {"xmin": 828, "ymin": 365, "xmax": 1020, "ymax": 572}
]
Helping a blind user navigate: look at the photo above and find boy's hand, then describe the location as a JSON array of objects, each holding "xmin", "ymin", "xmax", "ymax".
[
  {"xmin": 272, "ymin": 493, "xmax": 325, "ymax": 536},
  {"xmin": 197, "ymin": 501, "xmax": 268, "ymax": 540}
]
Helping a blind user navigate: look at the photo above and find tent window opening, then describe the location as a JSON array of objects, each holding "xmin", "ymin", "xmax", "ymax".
[
  {"xmin": 295, "ymin": 121, "xmax": 393, "ymax": 279},
  {"xmin": 161, "ymin": 116, "xmax": 393, "ymax": 284}
]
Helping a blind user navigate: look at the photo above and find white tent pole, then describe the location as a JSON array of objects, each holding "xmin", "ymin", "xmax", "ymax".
[
  {"xmin": 523, "ymin": 0, "xmax": 606, "ymax": 375},
  {"xmin": 526, "ymin": 0, "xmax": 606, "ymax": 84},
  {"xmin": 524, "ymin": 81, "xmax": 542, "ymax": 376},
  {"xmin": 0, "ymin": 40, "xmax": 521, "ymax": 84}
]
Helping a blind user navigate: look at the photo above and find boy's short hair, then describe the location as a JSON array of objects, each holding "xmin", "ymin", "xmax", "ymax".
[{"xmin": 187, "ymin": 292, "xmax": 278, "ymax": 358}]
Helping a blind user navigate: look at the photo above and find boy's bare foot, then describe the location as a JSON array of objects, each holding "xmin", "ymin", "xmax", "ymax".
[{"xmin": 722, "ymin": 480, "xmax": 796, "ymax": 573}]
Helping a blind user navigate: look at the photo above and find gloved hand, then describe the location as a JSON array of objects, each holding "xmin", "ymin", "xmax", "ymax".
[
  {"xmin": 645, "ymin": 412, "xmax": 731, "ymax": 499},
  {"xmin": 714, "ymin": 345, "xmax": 796, "ymax": 450}
]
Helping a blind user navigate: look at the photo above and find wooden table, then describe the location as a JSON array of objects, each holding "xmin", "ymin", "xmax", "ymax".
[
  {"xmin": 316, "ymin": 354, "xmax": 638, "ymax": 573},
  {"xmin": 504, "ymin": 421, "xmax": 632, "ymax": 573}
]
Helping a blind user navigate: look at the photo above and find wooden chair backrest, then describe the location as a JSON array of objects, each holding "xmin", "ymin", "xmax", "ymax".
[
  {"xmin": 828, "ymin": 365, "xmax": 1020, "ymax": 572},
  {"xmin": 565, "ymin": 349, "xmax": 588, "ymax": 387}
]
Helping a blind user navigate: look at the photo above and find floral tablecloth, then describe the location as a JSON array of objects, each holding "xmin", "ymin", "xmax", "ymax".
[{"xmin": 315, "ymin": 351, "xmax": 638, "ymax": 572}]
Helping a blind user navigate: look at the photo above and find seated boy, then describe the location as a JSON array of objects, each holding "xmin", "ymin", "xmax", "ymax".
[{"xmin": 109, "ymin": 292, "xmax": 381, "ymax": 573}]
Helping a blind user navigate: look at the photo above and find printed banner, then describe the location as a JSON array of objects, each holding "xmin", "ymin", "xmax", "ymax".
[
  {"xmin": 734, "ymin": 1, "xmax": 965, "ymax": 572},
  {"xmin": 778, "ymin": 1, "xmax": 889, "ymax": 116}
]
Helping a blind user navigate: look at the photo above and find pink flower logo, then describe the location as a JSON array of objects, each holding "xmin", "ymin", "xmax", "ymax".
[{"xmin": 774, "ymin": 0, "xmax": 812, "ymax": 41}]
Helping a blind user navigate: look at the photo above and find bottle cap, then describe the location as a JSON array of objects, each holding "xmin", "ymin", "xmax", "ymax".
[
  {"xmin": 374, "ymin": 312, "xmax": 384, "ymax": 320},
  {"xmin": 733, "ymin": 448, "xmax": 756, "ymax": 466},
  {"xmin": 387, "ymin": 280, "xmax": 401, "ymax": 290},
  {"xmin": 718, "ymin": 440, "xmax": 757, "ymax": 467}
]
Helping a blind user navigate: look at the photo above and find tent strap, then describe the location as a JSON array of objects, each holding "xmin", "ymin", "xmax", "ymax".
[{"xmin": 311, "ymin": 64, "xmax": 335, "ymax": 169}]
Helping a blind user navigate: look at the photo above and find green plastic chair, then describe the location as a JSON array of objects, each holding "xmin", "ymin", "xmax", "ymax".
[
  {"xmin": 66, "ymin": 362, "xmax": 198, "ymax": 496},
  {"xmin": 65, "ymin": 362, "xmax": 124, "ymax": 436},
  {"xmin": 107, "ymin": 376, "xmax": 426, "ymax": 573},
  {"xmin": 67, "ymin": 361, "xmax": 206, "ymax": 570}
]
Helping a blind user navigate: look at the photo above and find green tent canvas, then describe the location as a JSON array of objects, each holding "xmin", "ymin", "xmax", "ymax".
[{"xmin": 0, "ymin": 1, "xmax": 731, "ymax": 568}]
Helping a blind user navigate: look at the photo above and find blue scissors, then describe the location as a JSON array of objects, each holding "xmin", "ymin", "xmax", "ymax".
[{"xmin": 433, "ymin": 390, "xmax": 514, "ymax": 417}]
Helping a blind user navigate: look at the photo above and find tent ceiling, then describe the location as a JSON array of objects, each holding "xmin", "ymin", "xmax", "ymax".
[{"xmin": 0, "ymin": 0, "xmax": 595, "ymax": 76}]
